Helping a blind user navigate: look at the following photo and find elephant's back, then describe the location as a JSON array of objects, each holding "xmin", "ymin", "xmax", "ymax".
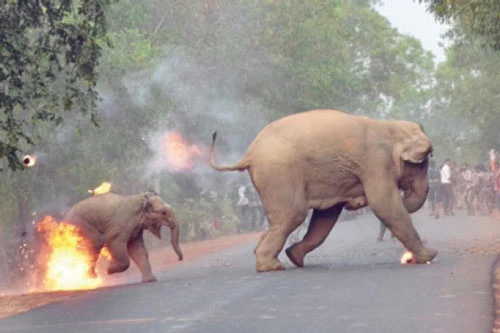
[
  {"xmin": 246, "ymin": 109, "xmax": 369, "ymax": 159},
  {"xmin": 64, "ymin": 193, "xmax": 122, "ymax": 229}
]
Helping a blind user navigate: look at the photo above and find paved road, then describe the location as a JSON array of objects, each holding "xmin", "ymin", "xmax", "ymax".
[{"xmin": 1, "ymin": 210, "xmax": 499, "ymax": 333}]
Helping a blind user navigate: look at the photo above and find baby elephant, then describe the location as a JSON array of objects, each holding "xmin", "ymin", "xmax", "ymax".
[{"xmin": 64, "ymin": 191, "xmax": 183, "ymax": 282}]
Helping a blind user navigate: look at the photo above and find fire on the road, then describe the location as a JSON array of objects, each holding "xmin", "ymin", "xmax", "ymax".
[
  {"xmin": 400, "ymin": 251, "xmax": 432, "ymax": 264},
  {"xmin": 400, "ymin": 251, "xmax": 416, "ymax": 264},
  {"xmin": 162, "ymin": 131, "xmax": 204, "ymax": 171},
  {"xmin": 36, "ymin": 216, "xmax": 104, "ymax": 291}
]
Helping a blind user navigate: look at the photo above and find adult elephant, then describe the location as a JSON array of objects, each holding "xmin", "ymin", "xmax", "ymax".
[
  {"xmin": 209, "ymin": 109, "xmax": 437, "ymax": 272},
  {"xmin": 64, "ymin": 191, "xmax": 183, "ymax": 282}
]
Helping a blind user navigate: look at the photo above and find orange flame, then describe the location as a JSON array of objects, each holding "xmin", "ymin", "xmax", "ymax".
[
  {"xmin": 36, "ymin": 216, "xmax": 103, "ymax": 291},
  {"xmin": 89, "ymin": 182, "xmax": 112, "ymax": 195},
  {"xmin": 400, "ymin": 251, "xmax": 416, "ymax": 264},
  {"xmin": 163, "ymin": 132, "xmax": 204, "ymax": 171},
  {"xmin": 400, "ymin": 251, "xmax": 432, "ymax": 264},
  {"xmin": 99, "ymin": 247, "xmax": 112, "ymax": 260}
]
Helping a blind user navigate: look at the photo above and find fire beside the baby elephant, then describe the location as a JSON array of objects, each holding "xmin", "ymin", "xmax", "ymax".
[{"xmin": 64, "ymin": 191, "xmax": 183, "ymax": 283}]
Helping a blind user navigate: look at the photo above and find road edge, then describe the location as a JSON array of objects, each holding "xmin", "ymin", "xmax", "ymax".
[
  {"xmin": 0, "ymin": 232, "xmax": 260, "ymax": 320},
  {"xmin": 492, "ymin": 254, "xmax": 500, "ymax": 333}
]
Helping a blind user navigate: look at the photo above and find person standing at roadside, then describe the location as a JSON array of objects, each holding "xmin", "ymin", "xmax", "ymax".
[
  {"xmin": 236, "ymin": 183, "xmax": 250, "ymax": 232},
  {"xmin": 450, "ymin": 161, "xmax": 458, "ymax": 210},
  {"xmin": 461, "ymin": 163, "xmax": 473, "ymax": 206},
  {"xmin": 493, "ymin": 162, "xmax": 500, "ymax": 218},
  {"xmin": 440, "ymin": 158, "xmax": 454, "ymax": 216},
  {"xmin": 427, "ymin": 159, "xmax": 442, "ymax": 218}
]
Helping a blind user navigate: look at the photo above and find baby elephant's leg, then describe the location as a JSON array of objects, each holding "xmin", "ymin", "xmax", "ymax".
[
  {"xmin": 128, "ymin": 233, "xmax": 156, "ymax": 283},
  {"xmin": 79, "ymin": 229, "xmax": 104, "ymax": 278},
  {"xmin": 106, "ymin": 239, "xmax": 130, "ymax": 275}
]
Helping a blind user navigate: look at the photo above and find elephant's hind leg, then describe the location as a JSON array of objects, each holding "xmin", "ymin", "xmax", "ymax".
[
  {"xmin": 286, "ymin": 204, "xmax": 343, "ymax": 268},
  {"xmin": 79, "ymin": 230, "xmax": 104, "ymax": 279},
  {"xmin": 87, "ymin": 245, "xmax": 102, "ymax": 278},
  {"xmin": 254, "ymin": 204, "xmax": 308, "ymax": 272},
  {"xmin": 107, "ymin": 239, "xmax": 131, "ymax": 275}
]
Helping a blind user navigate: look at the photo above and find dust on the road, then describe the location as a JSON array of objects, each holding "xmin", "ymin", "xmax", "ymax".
[{"xmin": 0, "ymin": 232, "xmax": 260, "ymax": 319}]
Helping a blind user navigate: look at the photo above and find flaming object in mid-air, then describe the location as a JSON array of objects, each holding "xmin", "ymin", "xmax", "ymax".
[
  {"xmin": 22, "ymin": 155, "xmax": 37, "ymax": 167},
  {"xmin": 36, "ymin": 216, "xmax": 104, "ymax": 291},
  {"xmin": 162, "ymin": 131, "xmax": 204, "ymax": 171},
  {"xmin": 88, "ymin": 182, "xmax": 112, "ymax": 195}
]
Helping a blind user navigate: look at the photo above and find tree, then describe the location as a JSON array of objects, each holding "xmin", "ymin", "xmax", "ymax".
[
  {"xmin": 0, "ymin": 0, "xmax": 439, "ymax": 254},
  {"xmin": 417, "ymin": 0, "xmax": 500, "ymax": 50},
  {"xmin": 0, "ymin": 0, "xmax": 115, "ymax": 171},
  {"xmin": 428, "ymin": 40, "xmax": 500, "ymax": 162}
]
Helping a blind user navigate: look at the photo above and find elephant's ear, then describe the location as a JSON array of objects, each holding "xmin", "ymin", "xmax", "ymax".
[
  {"xmin": 141, "ymin": 194, "xmax": 162, "ymax": 239},
  {"xmin": 393, "ymin": 133, "xmax": 433, "ymax": 177}
]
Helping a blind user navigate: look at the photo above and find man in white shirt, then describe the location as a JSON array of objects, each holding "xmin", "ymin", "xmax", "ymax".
[
  {"xmin": 440, "ymin": 158, "xmax": 454, "ymax": 215},
  {"xmin": 237, "ymin": 184, "xmax": 250, "ymax": 231}
]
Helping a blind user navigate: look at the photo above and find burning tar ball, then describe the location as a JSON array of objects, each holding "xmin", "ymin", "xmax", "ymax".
[{"xmin": 22, "ymin": 155, "xmax": 37, "ymax": 167}]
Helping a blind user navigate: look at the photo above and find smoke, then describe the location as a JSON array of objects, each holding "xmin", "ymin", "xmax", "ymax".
[
  {"xmin": 125, "ymin": 49, "xmax": 269, "ymax": 137},
  {"xmin": 0, "ymin": 1, "xmax": 278, "ymax": 291},
  {"xmin": 118, "ymin": 47, "xmax": 272, "ymax": 194}
]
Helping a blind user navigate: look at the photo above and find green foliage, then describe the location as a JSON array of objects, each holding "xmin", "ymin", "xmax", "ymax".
[
  {"xmin": 417, "ymin": 0, "xmax": 500, "ymax": 50},
  {"xmin": 427, "ymin": 40, "xmax": 500, "ymax": 163},
  {"xmin": 0, "ymin": 0, "xmax": 115, "ymax": 170},
  {"xmin": 255, "ymin": 1, "xmax": 435, "ymax": 113},
  {"xmin": 0, "ymin": 0, "xmax": 455, "ymax": 252},
  {"xmin": 415, "ymin": 0, "xmax": 500, "ymax": 162}
]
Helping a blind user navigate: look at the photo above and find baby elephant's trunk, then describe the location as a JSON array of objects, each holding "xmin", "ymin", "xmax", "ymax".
[{"xmin": 170, "ymin": 223, "xmax": 183, "ymax": 261}]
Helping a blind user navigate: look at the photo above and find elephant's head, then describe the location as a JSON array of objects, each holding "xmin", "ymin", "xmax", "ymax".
[
  {"xmin": 141, "ymin": 192, "xmax": 183, "ymax": 261},
  {"xmin": 392, "ymin": 123, "xmax": 433, "ymax": 213}
]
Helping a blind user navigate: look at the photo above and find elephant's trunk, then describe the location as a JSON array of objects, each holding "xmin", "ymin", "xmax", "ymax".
[
  {"xmin": 399, "ymin": 159, "xmax": 430, "ymax": 214},
  {"xmin": 170, "ymin": 223, "xmax": 183, "ymax": 261},
  {"xmin": 403, "ymin": 185, "xmax": 428, "ymax": 213},
  {"xmin": 402, "ymin": 177, "xmax": 429, "ymax": 213}
]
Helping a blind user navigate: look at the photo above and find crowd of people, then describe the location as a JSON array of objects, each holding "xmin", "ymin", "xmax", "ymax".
[
  {"xmin": 427, "ymin": 153, "xmax": 500, "ymax": 218},
  {"xmin": 378, "ymin": 153, "xmax": 500, "ymax": 241}
]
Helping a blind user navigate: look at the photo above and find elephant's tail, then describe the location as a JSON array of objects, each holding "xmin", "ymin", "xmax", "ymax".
[{"xmin": 209, "ymin": 132, "xmax": 249, "ymax": 172}]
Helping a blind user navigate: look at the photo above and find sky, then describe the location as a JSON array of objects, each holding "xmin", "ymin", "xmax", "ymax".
[{"xmin": 376, "ymin": 0, "xmax": 450, "ymax": 63}]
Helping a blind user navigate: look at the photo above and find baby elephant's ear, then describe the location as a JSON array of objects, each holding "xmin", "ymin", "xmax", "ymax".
[
  {"xmin": 140, "ymin": 194, "xmax": 162, "ymax": 239},
  {"xmin": 141, "ymin": 193, "xmax": 154, "ymax": 212}
]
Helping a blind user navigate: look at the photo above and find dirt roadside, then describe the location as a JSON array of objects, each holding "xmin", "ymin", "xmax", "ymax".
[{"xmin": 0, "ymin": 232, "xmax": 260, "ymax": 320}]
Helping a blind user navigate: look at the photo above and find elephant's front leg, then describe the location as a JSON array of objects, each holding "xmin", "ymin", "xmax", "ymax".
[
  {"xmin": 364, "ymin": 177, "xmax": 437, "ymax": 263},
  {"xmin": 286, "ymin": 204, "xmax": 343, "ymax": 268},
  {"xmin": 127, "ymin": 233, "xmax": 157, "ymax": 283}
]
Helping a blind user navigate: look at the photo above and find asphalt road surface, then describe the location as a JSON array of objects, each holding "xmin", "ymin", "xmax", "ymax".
[{"xmin": 1, "ymin": 210, "xmax": 499, "ymax": 333}]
